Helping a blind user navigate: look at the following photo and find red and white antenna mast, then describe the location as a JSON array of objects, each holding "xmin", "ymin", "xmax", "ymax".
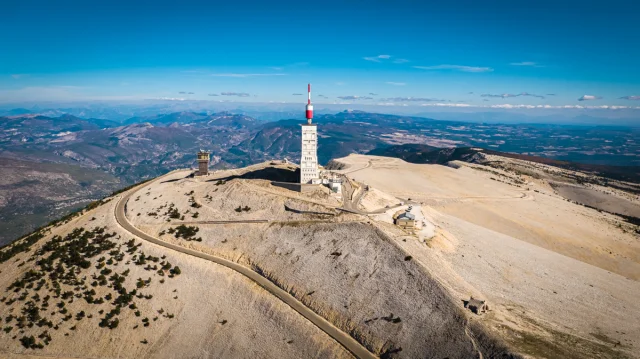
[{"xmin": 305, "ymin": 83, "xmax": 313, "ymax": 124}]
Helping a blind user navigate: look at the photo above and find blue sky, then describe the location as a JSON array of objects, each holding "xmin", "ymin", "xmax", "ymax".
[{"xmin": 1, "ymin": 0, "xmax": 639, "ymax": 110}]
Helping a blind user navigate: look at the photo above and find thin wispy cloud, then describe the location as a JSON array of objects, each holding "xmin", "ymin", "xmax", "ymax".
[
  {"xmin": 510, "ymin": 61, "xmax": 543, "ymax": 67},
  {"xmin": 369, "ymin": 93, "xmax": 378, "ymax": 96},
  {"xmin": 211, "ymin": 73, "xmax": 286, "ymax": 78},
  {"xmin": 156, "ymin": 97, "xmax": 186, "ymax": 101},
  {"xmin": 620, "ymin": 95, "xmax": 640, "ymax": 100},
  {"xmin": 386, "ymin": 82, "xmax": 406, "ymax": 86},
  {"xmin": 519, "ymin": 92, "xmax": 545, "ymax": 99},
  {"xmin": 337, "ymin": 95, "xmax": 373, "ymax": 100},
  {"xmin": 363, "ymin": 54, "xmax": 391, "ymax": 62},
  {"xmin": 208, "ymin": 93, "xmax": 219, "ymax": 96},
  {"xmin": 547, "ymin": 93, "xmax": 556, "ymax": 96},
  {"xmin": 292, "ymin": 93, "xmax": 303, "ymax": 95},
  {"xmin": 220, "ymin": 92, "xmax": 250, "ymax": 97},
  {"xmin": 481, "ymin": 93, "xmax": 518, "ymax": 98},
  {"xmin": 393, "ymin": 58, "xmax": 410, "ymax": 64},
  {"xmin": 395, "ymin": 102, "xmax": 639, "ymax": 110},
  {"xmin": 318, "ymin": 94, "xmax": 328, "ymax": 99},
  {"xmin": 489, "ymin": 104, "xmax": 632, "ymax": 109},
  {"xmin": 11, "ymin": 74, "xmax": 29, "ymax": 79},
  {"xmin": 418, "ymin": 103, "xmax": 471, "ymax": 108},
  {"xmin": 335, "ymin": 82, "xmax": 346, "ymax": 86},
  {"xmin": 266, "ymin": 63, "xmax": 308, "ymax": 71},
  {"xmin": 381, "ymin": 97, "xmax": 442, "ymax": 102},
  {"xmin": 413, "ymin": 65, "xmax": 493, "ymax": 73},
  {"xmin": 481, "ymin": 92, "xmax": 545, "ymax": 99},
  {"xmin": 578, "ymin": 95, "xmax": 602, "ymax": 101}
]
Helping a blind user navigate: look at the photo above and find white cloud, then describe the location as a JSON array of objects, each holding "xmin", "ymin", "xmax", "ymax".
[
  {"xmin": 393, "ymin": 58, "xmax": 410, "ymax": 64},
  {"xmin": 220, "ymin": 92, "xmax": 250, "ymax": 97},
  {"xmin": 381, "ymin": 97, "xmax": 442, "ymax": 102},
  {"xmin": 419, "ymin": 103, "xmax": 472, "ymax": 107},
  {"xmin": 210, "ymin": 73, "xmax": 286, "ymax": 78},
  {"xmin": 363, "ymin": 54, "xmax": 392, "ymax": 62},
  {"xmin": 481, "ymin": 93, "xmax": 518, "ymax": 98},
  {"xmin": 489, "ymin": 104, "xmax": 633, "ymax": 109},
  {"xmin": 155, "ymin": 97, "xmax": 186, "ymax": 101},
  {"xmin": 509, "ymin": 61, "xmax": 543, "ymax": 67},
  {"xmin": 578, "ymin": 95, "xmax": 602, "ymax": 101},
  {"xmin": 385, "ymin": 82, "xmax": 406, "ymax": 86},
  {"xmin": 620, "ymin": 95, "xmax": 640, "ymax": 100},
  {"xmin": 481, "ymin": 92, "xmax": 545, "ymax": 99},
  {"xmin": 371, "ymin": 101, "xmax": 639, "ymax": 110},
  {"xmin": 413, "ymin": 65, "xmax": 494, "ymax": 73},
  {"xmin": 337, "ymin": 95, "xmax": 373, "ymax": 100}
]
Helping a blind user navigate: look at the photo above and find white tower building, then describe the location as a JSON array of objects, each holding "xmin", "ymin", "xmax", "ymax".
[{"xmin": 300, "ymin": 84, "xmax": 319, "ymax": 184}]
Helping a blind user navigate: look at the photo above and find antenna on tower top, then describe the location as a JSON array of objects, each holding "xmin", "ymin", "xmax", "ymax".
[{"xmin": 305, "ymin": 83, "xmax": 314, "ymax": 124}]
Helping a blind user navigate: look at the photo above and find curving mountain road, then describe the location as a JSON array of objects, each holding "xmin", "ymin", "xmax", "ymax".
[{"xmin": 114, "ymin": 175, "xmax": 376, "ymax": 359}]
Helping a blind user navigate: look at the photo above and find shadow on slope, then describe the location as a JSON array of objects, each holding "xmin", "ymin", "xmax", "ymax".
[{"xmin": 209, "ymin": 167, "xmax": 300, "ymax": 183}]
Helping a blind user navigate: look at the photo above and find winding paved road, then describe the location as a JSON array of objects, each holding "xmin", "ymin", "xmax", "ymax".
[{"xmin": 114, "ymin": 175, "xmax": 376, "ymax": 359}]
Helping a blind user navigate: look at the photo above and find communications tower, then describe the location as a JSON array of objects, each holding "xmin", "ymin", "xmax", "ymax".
[{"xmin": 300, "ymin": 84, "xmax": 319, "ymax": 184}]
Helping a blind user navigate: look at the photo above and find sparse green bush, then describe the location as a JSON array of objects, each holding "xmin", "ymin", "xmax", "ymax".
[
  {"xmin": 172, "ymin": 225, "xmax": 199, "ymax": 240},
  {"xmin": 171, "ymin": 266, "xmax": 181, "ymax": 276}
]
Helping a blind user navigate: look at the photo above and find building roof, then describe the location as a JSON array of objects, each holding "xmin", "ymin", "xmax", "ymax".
[{"xmin": 398, "ymin": 212, "xmax": 415, "ymax": 220}]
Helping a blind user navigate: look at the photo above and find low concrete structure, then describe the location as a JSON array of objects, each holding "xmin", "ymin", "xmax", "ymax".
[
  {"xmin": 329, "ymin": 181, "xmax": 342, "ymax": 194},
  {"xmin": 394, "ymin": 210, "xmax": 416, "ymax": 230},
  {"xmin": 464, "ymin": 297, "xmax": 490, "ymax": 315}
]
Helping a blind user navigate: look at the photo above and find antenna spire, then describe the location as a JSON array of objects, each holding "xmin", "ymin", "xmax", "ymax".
[{"xmin": 305, "ymin": 83, "xmax": 314, "ymax": 124}]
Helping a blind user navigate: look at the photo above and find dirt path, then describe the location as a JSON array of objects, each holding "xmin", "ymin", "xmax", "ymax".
[
  {"xmin": 114, "ymin": 173, "xmax": 376, "ymax": 359},
  {"xmin": 342, "ymin": 159, "xmax": 372, "ymax": 174}
]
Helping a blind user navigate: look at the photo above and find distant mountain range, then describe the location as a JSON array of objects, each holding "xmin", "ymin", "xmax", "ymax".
[{"xmin": 1, "ymin": 109, "xmax": 639, "ymax": 244}]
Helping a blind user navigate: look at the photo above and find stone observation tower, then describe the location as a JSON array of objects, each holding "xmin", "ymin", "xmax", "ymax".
[
  {"xmin": 196, "ymin": 150, "xmax": 210, "ymax": 176},
  {"xmin": 300, "ymin": 83, "xmax": 319, "ymax": 184}
]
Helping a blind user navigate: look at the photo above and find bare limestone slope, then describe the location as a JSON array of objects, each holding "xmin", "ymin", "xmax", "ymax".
[
  {"xmin": 126, "ymin": 164, "xmax": 518, "ymax": 358},
  {"xmin": 333, "ymin": 154, "xmax": 640, "ymax": 359},
  {"xmin": 0, "ymin": 179, "xmax": 352, "ymax": 359}
]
